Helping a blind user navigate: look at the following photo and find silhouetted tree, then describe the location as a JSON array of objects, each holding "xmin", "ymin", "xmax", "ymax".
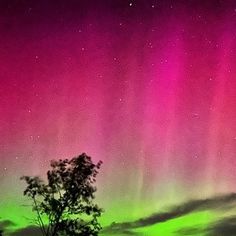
[{"xmin": 21, "ymin": 153, "xmax": 103, "ymax": 236}]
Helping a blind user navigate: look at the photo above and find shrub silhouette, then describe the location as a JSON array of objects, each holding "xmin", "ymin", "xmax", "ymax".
[{"xmin": 21, "ymin": 153, "xmax": 103, "ymax": 236}]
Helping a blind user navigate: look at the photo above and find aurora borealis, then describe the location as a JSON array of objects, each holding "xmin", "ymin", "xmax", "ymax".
[{"xmin": 0, "ymin": 0, "xmax": 236, "ymax": 235}]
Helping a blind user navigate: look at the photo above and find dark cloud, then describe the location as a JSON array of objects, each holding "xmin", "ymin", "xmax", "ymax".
[
  {"xmin": 7, "ymin": 225, "xmax": 41, "ymax": 236},
  {"xmin": 102, "ymin": 193, "xmax": 236, "ymax": 234},
  {"xmin": 206, "ymin": 216, "xmax": 236, "ymax": 236},
  {"xmin": 0, "ymin": 219, "xmax": 16, "ymax": 235},
  {"xmin": 0, "ymin": 220, "xmax": 16, "ymax": 229},
  {"xmin": 176, "ymin": 216, "xmax": 236, "ymax": 236}
]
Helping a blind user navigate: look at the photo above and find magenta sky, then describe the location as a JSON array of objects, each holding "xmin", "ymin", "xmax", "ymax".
[{"xmin": 0, "ymin": 0, "xmax": 236, "ymax": 229}]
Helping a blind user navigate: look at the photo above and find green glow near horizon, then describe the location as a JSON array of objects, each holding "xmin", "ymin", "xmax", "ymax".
[
  {"xmin": 132, "ymin": 211, "xmax": 215, "ymax": 236},
  {"xmin": 99, "ymin": 211, "xmax": 216, "ymax": 236},
  {"xmin": 0, "ymin": 202, "xmax": 228, "ymax": 236},
  {"xmin": 0, "ymin": 202, "xmax": 35, "ymax": 232}
]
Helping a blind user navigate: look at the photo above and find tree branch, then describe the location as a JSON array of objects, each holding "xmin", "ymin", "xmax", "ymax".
[{"xmin": 33, "ymin": 196, "xmax": 48, "ymax": 236}]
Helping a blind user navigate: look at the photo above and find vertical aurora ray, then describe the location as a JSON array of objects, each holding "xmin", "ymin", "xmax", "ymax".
[{"xmin": 0, "ymin": 1, "xmax": 236, "ymax": 235}]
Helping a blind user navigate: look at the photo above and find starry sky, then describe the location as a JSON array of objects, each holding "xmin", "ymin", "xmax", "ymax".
[{"xmin": 0, "ymin": 0, "xmax": 236, "ymax": 235}]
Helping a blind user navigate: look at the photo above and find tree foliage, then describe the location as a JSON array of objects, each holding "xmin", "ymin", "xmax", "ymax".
[{"xmin": 21, "ymin": 153, "xmax": 103, "ymax": 236}]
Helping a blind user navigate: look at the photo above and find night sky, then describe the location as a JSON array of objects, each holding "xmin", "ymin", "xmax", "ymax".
[{"xmin": 0, "ymin": 1, "xmax": 236, "ymax": 235}]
